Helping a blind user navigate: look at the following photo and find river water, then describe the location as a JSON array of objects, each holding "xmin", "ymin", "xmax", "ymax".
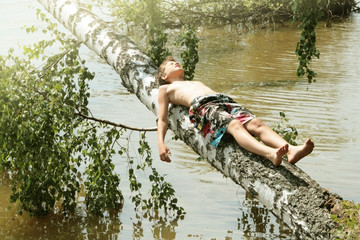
[{"xmin": 0, "ymin": 0, "xmax": 359, "ymax": 239}]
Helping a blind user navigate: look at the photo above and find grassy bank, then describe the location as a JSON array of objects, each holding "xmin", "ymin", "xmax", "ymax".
[{"xmin": 331, "ymin": 200, "xmax": 360, "ymax": 240}]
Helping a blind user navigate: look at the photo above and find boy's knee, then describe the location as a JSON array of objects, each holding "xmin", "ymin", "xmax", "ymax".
[
  {"xmin": 227, "ymin": 119, "xmax": 244, "ymax": 133},
  {"xmin": 245, "ymin": 118, "xmax": 265, "ymax": 132}
]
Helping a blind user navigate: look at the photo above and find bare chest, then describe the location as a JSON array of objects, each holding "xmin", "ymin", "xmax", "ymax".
[{"xmin": 167, "ymin": 81, "xmax": 215, "ymax": 107}]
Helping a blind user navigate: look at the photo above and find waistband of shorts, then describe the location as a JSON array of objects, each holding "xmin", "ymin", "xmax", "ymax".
[{"xmin": 190, "ymin": 93, "xmax": 228, "ymax": 107}]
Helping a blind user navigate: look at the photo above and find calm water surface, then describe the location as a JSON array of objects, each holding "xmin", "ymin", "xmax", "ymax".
[{"xmin": 0, "ymin": 0, "xmax": 359, "ymax": 239}]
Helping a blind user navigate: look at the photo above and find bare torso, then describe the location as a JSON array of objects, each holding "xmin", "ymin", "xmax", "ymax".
[{"xmin": 161, "ymin": 81, "xmax": 216, "ymax": 107}]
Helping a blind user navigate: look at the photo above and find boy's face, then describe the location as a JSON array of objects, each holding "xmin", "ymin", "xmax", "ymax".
[{"xmin": 162, "ymin": 61, "xmax": 184, "ymax": 82}]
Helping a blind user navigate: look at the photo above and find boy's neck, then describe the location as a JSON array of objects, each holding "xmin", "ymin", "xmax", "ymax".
[{"xmin": 168, "ymin": 77, "xmax": 185, "ymax": 83}]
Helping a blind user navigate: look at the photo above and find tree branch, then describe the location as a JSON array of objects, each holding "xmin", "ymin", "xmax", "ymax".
[
  {"xmin": 75, "ymin": 111, "xmax": 157, "ymax": 132},
  {"xmin": 12, "ymin": 56, "xmax": 157, "ymax": 133}
]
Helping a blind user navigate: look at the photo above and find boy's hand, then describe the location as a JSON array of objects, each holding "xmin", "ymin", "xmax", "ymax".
[{"xmin": 159, "ymin": 144, "xmax": 172, "ymax": 163}]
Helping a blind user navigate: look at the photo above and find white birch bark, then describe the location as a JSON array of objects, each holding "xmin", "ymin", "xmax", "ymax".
[{"xmin": 37, "ymin": 0, "xmax": 340, "ymax": 238}]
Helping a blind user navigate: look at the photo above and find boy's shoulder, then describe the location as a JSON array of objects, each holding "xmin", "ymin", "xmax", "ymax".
[
  {"xmin": 158, "ymin": 85, "xmax": 170, "ymax": 99},
  {"xmin": 158, "ymin": 84, "xmax": 169, "ymax": 93},
  {"xmin": 159, "ymin": 83, "xmax": 178, "ymax": 92}
]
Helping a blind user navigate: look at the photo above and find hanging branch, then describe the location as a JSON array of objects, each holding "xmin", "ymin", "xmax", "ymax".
[
  {"xmin": 12, "ymin": 53, "xmax": 158, "ymax": 133},
  {"xmin": 75, "ymin": 111, "xmax": 157, "ymax": 132}
]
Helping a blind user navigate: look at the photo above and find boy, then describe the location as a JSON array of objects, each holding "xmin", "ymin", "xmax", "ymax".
[{"xmin": 156, "ymin": 56, "xmax": 314, "ymax": 166}]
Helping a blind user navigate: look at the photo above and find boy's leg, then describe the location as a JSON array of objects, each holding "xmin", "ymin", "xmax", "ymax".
[
  {"xmin": 244, "ymin": 118, "xmax": 288, "ymax": 148},
  {"xmin": 244, "ymin": 118, "xmax": 314, "ymax": 164},
  {"xmin": 226, "ymin": 120, "xmax": 288, "ymax": 166}
]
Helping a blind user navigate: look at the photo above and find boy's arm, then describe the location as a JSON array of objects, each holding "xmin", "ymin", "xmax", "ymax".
[{"xmin": 157, "ymin": 86, "xmax": 172, "ymax": 162}]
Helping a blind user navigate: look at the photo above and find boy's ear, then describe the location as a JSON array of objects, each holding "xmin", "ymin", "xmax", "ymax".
[{"xmin": 161, "ymin": 74, "xmax": 167, "ymax": 81}]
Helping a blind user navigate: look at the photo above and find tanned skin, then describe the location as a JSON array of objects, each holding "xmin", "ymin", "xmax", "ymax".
[{"xmin": 157, "ymin": 60, "xmax": 314, "ymax": 166}]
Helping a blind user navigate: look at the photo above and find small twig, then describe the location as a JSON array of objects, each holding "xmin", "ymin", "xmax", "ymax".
[
  {"xmin": 75, "ymin": 111, "xmax": 157, "ymax": 132},
  {"xmin": 39, "ymin": 42, "xmax": 82, "ymax": 78}
]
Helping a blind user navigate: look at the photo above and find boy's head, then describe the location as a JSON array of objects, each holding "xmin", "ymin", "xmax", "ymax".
[{"xmin": 156, "ymin": 56, "xmax": 184, "ymax": 86}]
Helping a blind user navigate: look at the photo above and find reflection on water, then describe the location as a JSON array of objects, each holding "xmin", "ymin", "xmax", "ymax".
[
  {"xmin": 238, "ymin": 193, "xmax": 294, "ymax": 239},
  {"xmin": 0, "ymin": 172, "xmax": 182, "ymax": 239},
  {"xmin": 1, "ymin": 0, "xmax": 360, "ymax": 239},
  {"xmin": 0, "ymin": 173, "xmax": 121, "ymax": 239},
  {"xmin": 1, "ymin": 172, "xmax": 293, "ymax": 239}
]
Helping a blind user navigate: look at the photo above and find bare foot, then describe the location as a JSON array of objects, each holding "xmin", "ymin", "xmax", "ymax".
[
  {"xmin": 287, "ymin": 139, "xmax": 315, "ymax": 164},
  {"xmin": 268, "ymin": 144, "xmax": 289, "ymax": 166}
]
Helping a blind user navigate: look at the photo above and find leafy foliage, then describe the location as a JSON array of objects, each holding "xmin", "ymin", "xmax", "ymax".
[
  {"xmin": 147, "ymin": 25, "xmax": 199, "ymax": 81},
  {"xmin": 272, "ymin": 112, "xmax": 298, "ymax": 146},
  {"xmin": 292, "ymin": 0, "xmax": 324, "ymax": 83},
  {"xmin": 104, "ymin": 0, "xmax": 356, "ymax": 84},
  {"xmin": 147, "ymin": 26, "xmax": 172, "ymax": 67},
  {"xmin": 331, "ymin": 201, "xmax": 360, "ymax": 240},
  {"xmin": 0, "ymin": 11, "xmax": 121, "ymax": 216},
  {"xmin": 83, "ymin": 126, "xmax": 123, "ymax": 215},
  {"xmin": 127, "ymin": 133, "xmax": 185, "ymax": 219},
  {"xmin": 0, "ymin": 10, "xmax": 184, "ymax": 219},
  {"xmin": 106, "ymin": 0, "xmax": 355, "ymax": 30},
  {"xmin": 107, "ymin": 0, "xmax": 288, "ymax": 29},
  {"xmin": 108, "ymin": 0, "xmax": 162, "ymax": 30},
  {"xmin": 105, "ymin": 0, "xmax": 200, "ymax": 80},
  {"xmin": 176, "ymin": 27, "xmax": 199, "ymax": 80}
]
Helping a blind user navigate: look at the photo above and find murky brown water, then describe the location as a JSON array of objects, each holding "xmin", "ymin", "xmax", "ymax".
[
  {"xmin": 194, "ymin": 15, "xmax": 360, "ymax": 202},
  {"xmin": 1, "ymin": 0, "xmax": 359, "ymax": 239}
]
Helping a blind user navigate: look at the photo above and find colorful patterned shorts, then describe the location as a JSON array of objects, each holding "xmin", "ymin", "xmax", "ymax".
[{"xmin": 189, "ymin": 93, "xmax": 255, "ymax": 147}]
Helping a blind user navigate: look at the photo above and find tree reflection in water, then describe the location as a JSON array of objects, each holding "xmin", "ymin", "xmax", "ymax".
[
  {"xmin": 1, "ymin": 171, "xmax": 299, "ymax": 239},
  {"xmin": 132, "ymin": 212, "xmax": 179, "ymax": 239},
  {"xmin": 0, "ymin": 171, "xmax": 180, "ymax": 239},
  {"xmin": 236, "ymin": 191, "xmax": 295, "ymax": 239}
]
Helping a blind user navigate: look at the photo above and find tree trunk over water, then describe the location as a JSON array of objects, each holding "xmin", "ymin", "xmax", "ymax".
[{"xmin": 38, "ymin": 0, "xmax": 341, "ymax": 238}]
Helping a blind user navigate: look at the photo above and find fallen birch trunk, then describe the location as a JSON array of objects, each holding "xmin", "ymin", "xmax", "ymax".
[{"xmin": 37, "ymin": 0, "xmax": 341, "ymax": 238}]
